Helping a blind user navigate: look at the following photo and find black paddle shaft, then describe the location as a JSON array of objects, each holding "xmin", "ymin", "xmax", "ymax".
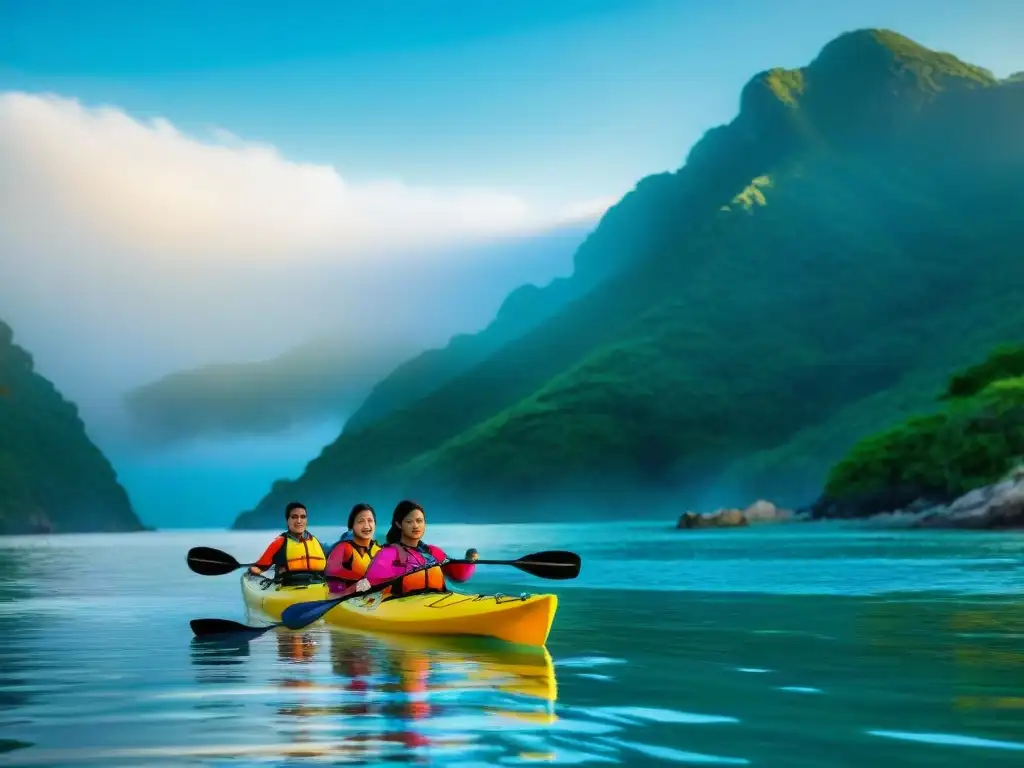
[{"xmin": 186, "ymin": 546, "xmax": 350, "ymax": 582}]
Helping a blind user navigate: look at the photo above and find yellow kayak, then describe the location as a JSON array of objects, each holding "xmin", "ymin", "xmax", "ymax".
[{"xmin": 240, "ymin": 572, "xmax": 558, "ymax": 647}]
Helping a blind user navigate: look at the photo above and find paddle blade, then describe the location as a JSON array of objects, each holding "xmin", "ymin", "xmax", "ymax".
[
  {"xmin": 190, "ymin": 618, "xmax": 276, "ymax": 639},
  {"xmin": 280, "ymin": 595, "xmax": 347, "ymax": 630},
  {"xmin": 511, "ymin": 550, "xmax": 581, "ymax": 580},
  {"xmin": 187, "ymin": 546, "xmax": 243, "ymax": 576}
]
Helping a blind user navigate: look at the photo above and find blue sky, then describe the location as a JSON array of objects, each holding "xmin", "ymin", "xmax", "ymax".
[{"xmin": 4, "ymin": 0, "xmax": 1023, "ymax": 211}]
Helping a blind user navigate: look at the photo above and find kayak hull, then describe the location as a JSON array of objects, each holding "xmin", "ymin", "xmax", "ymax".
[
  {"xmin": 240, "ymin": 573, "xmax": 558, "ymax": 647},
  {"xmin": 241, "ymin": 572, "xmax": 330, "ymax": 617}
]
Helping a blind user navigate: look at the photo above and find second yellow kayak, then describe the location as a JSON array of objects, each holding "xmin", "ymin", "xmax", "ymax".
[{"xmin": 240, "ymin": 573, "xmax": 558, "ymax": 647}]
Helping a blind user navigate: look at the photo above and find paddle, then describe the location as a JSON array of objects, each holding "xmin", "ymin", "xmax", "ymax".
[
  {"xmin": 279, "ymin": 549, "xmax": 581, "ymax": 631},
  {"xmin": 186, "ymin": 546, "xmax": 261, "ymax": 576},
  {"xmin": 190, "ymin": 617, "xmax": 275, "ymax": 640},
  {"xmin": 186, "ymin": 545, "xmax": 348, "ymax": 582},
  {"xmin": 188, "ymin": 549, "xmax": 581, "ymax": 639}
]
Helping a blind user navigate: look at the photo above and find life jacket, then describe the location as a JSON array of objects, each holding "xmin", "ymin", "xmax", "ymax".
[
  {"xmin": 388, "ymin": 542, "xmax": 446, "ymax": 597},
  {"xmin": 272, "ymin": 531, "xmax": 326, "ymax": 573},
  {"xmin": 338, "ymin": 539, "xmax": 382, "ymax": 580}
]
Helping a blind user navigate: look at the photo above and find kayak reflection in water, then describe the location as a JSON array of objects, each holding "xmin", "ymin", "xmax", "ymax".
[
  {"xmin": 276, "ymin": 630, "xmax": 319, "ymax": 664},
  {"xmin": 325, "ymin": 503, "xmax": 383, "ymax": 595},
  {"xmin": 248, "ymin": 501, "xmax": 328, "ymax": 585},
  {"xmin": 361, "ymin": 500, "xmax": 478, "ymax": 599},
  {"xmin": 380, "ymin": 646, "xmax": 433, "ymax": 748}
]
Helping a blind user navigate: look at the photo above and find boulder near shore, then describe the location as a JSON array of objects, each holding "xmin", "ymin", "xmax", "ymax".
[{"xmin": 675, "ymin": 499, "xmax": 798, "ymax": 529}]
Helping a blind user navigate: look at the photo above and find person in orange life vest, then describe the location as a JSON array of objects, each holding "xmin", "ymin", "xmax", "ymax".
[
  {"xmin": 249, "ymin": 501, "xmax": 327, "ymax": 579},
  {"xmin": 325, "ymin": 503, "xmax": 383, "ymax": 594},
  {"xmin": 360, "ymin": 500, "xmax": 478, "ymax": 598}
]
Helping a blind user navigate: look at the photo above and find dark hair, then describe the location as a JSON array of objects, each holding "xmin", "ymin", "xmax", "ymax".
[
  {"xmin": 385, "ymin": 499, "xmax": 424, "ymax": 545},
  {"xmin": 347, "ymin": 502, "xmax": 375, "ymax": 530},
  {"xmin": 284, "ymin": 501, "xmax": 306, "ymax": 520}
]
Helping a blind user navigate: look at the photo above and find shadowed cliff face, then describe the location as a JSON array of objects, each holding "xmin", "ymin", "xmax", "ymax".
[
  {"xmin": 233, "ymin": 29, "xmax": 1024, "ymax": 528},
  {"xmin": 0, "ymin": 319, "xmax": 142, "ymax": 534}
]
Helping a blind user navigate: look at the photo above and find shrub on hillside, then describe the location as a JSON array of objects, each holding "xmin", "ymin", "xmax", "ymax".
[
  {"xmin": 942, "ymin": 344, "xmax": 1024, "ymax": 399},
  {"xmin": 823, "ymin": 346, "xmax": 1024, "ymax": 516}
]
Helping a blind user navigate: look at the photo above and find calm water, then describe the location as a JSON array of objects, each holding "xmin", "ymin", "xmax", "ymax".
[{"xmin": 1, "ymin": 522, "xmax": 1024, "ymax": 766}]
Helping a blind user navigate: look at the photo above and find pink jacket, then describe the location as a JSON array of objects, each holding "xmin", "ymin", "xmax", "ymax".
[{"xmin": 364, "ymin": 543, "xmax": 475, "ymax": 590}]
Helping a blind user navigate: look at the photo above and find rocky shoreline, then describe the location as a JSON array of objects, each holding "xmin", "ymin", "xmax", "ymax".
[
  {"xmin": 838, "ymin": 466, "xmax": 1024, "ymax": 530},
  {"xmin": 676, "ymin": 466, "xmax": 1024, "ymax": 531}
]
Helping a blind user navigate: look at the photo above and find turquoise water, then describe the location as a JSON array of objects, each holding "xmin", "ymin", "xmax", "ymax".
[{"xmin": 1, "ymin": 522, "xmax": 1023, "ymax": 766}]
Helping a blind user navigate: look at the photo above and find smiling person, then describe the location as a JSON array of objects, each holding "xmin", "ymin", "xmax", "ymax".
[
  {"xmin": 361, "ymin": 500, "xmax": 478, "ymax": 599},
  {"xmin": 324, "ymin": 503, "xmax": 383, "ymax": 594},
  {"xmin": 249, "ymin": 501, "xmax": 327, "ymax": 584}
]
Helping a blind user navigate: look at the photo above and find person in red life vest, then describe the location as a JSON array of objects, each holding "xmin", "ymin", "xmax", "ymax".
[
  {"xmin": 249, "ymin": 501, "xmax": 327, "ymax": 583},
  {"xmin": 360, "ymin": 500, "xmax": 478, "ymax": 599},
  {"xmin": 325, "ymin": 503, "xmax": 383, "ymax": 594}
]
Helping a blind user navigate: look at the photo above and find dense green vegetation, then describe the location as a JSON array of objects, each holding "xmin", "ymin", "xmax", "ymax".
[
  {"xmin": 0, "ymin": 320, "xmax": 141, "ymax": 534},
  {"xmin": 942, "ymin": 345, "xmax": 1024, "ymax": 400},
  {"xmin": 342, "ymin": 278, "xmax": 578, "ymax": 433},
  {"xmin": 817, "ymin": 345, "xmax": 1024, "ymax": 518},
  {"xmin": 235, "ymin": 29, "xmax": 1024, "ymax": 528}
]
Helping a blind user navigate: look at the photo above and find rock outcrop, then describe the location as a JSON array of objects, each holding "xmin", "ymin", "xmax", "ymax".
[
  {"xmin": 676, "ymin": 499, "xmax": 797, "ymax": 529},
  {"xmin": 859, "ymin": 466, "xmax": 1024, "ymax": 530}
]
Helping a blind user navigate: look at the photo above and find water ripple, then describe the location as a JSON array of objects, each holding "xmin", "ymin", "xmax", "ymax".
[{"xmin": 868, "ymin": 730, "xmax": 1024, "ymax": 751}]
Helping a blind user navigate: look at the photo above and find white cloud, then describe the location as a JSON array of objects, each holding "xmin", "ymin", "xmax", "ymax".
[
  {"xmin": 0, "ymin": 91, "xmax": 610, "ymax": 264},
  {"xmin": 0, "ymin": 90, "xmax": 610, "ymax": 434},
  {"xmin": 557, "ymin": 195, "xmax": 619, "ymax": 224}
]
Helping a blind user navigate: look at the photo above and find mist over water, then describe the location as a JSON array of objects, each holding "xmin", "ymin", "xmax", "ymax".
[
  {"xmin": 110, "ymin": 419, "xmax": 345, "ymax": 529},
  {"xmin": 3, "ymin": 221, "xmax": 587, "ymax": 444}
]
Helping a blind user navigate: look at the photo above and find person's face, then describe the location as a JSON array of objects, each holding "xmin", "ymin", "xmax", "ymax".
[
  {"xmin": 352, "ymin": 510, "xmax": 375, "ymax": 541},
  {"xmin": 287, "ymin": 507, "xmax": 307, "ymax": 535},
  {"xmin": 400, "ymin": 508, "xmax": 425, "ymax": 541}
]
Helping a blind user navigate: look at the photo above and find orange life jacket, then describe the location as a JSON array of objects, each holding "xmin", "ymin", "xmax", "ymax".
[
  {"xmin": 389, "ymin": 543, "xmax": 445, "ymax": 597},
  {"xmin": 339, "ymin": 539, "xmax": 382, "ymax": 580},
  {"xmin": 272, "ymin": 532, "xmax": 327, "ymax": 573}
]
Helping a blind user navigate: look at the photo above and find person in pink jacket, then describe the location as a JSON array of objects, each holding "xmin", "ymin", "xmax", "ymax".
[{"xmin": 360, "ymin": 499, "xmax": 478, "ymax": 599}]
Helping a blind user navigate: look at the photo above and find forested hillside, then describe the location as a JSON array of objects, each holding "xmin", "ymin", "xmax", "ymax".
[
  {"xmin": 235, "ymin": 29, "xmax": 1024, "ymax": 527},
  {"xmin": 0, "ymin": 320, "xmax": 142, "ymax": 534}
]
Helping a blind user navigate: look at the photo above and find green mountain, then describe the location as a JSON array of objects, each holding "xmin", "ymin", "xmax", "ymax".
[
  {"xmin": 233, "ymin": 29, "xmax": 1024, "ymax": 528},
  {"xmin": 0, "ymin": 320, "xmax": 142, "ymax": 534},
  {"xmin": 344, "ymin": 177, "xmax": 677, "ymax": 433}
]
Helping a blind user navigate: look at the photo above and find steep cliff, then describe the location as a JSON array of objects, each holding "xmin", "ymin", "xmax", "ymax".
[{"xmin": 0, "ymin": 320, "xmax": 141, "ymax": 534}]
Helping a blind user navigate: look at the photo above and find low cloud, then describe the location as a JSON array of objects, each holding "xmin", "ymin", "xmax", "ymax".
[
  {"xmin": 0, "ymin": 91, "xmax": 610, "ymax": 439},
  {"xmin": 0, "ymin": 91, "xmax": 610, "ymax": 263}
]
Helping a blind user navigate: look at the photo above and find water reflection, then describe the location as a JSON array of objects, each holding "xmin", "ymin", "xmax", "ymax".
[
  {"xmin": 275, "ymin": 628, "xmax": 319, "ymax": 665},
  {"xmin": 0, "ymin": 549, "xmax": 41, "ymax": 754},
  {"xmin": 949, "ymin": 602, "xmax": 1024, "ymax": 714},
  {"xmin": 852, "ymin": 595, "xmax": 1024, "ymax": 750},
  {"xmin": 189, "ymin": 636, "xmax": 251, "ymax": 668},
  {"xmin": 257, "ymin": 626, "xmax": 559, "ymax": 762}
]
